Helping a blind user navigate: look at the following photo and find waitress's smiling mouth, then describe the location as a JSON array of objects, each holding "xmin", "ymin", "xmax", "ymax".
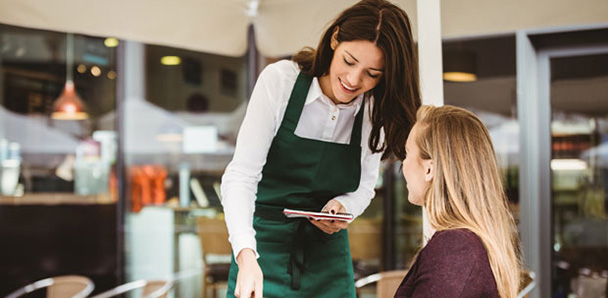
[{"xmin": 339, "ymin": 78, "xmax": 359, "ymax": 94}]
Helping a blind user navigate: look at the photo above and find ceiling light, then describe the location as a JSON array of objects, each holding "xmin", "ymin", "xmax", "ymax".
[
  {"xmin": 52, "ymin": 80, "xmax": 88, "ymax": 120},
  {"xmin": 161, "ymin": 56, "xmax": 181, "ymax": 66},
  {"xmin": 91, "ymin": 66, "xmax": 101, "ymax": 77},
  {"xmin": 443, "ymin": 50, "xmax": 477, "ymax": 82},
  {"xmin": 107, "ymin": 70, "xmax": 116, "ymax": 80},
  {"xmin": 77, "ymin": 64, "xmax": 87, "ymax": 73},
  {"xmin": 52, "ymin": 33, "xmax": 88, "ymax": 121},
  {"xmin": 104, "ymin": 37, "xmax": 119, "ymax": 48},
  {"xmin": 443, "ymin": 72, "xmax": 477, "ymax": 82}
]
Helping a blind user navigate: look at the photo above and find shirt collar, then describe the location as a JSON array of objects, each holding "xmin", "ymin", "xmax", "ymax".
[{"xmin": 306, "ymin": 77, "xmax": 363, "ymax": 113}]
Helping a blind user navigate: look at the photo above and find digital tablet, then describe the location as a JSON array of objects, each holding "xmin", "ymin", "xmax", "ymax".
[{"xmin": 282, "ymin": 208, "xmax": 354, "ymax": 221}]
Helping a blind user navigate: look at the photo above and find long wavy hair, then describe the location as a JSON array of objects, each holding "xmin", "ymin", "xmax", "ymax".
[
  {"xmin": 415, "ymin": 105, "xmax": 522, "ymax": 298},
  {"xmin": 292, "ymin": 0, "xmax": 420, "ymax": 160}
]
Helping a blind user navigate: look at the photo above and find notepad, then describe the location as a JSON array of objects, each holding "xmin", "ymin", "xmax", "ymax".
[{"xmin": 283, "ymin": 208, "xmax": 354, "ymax": 221}]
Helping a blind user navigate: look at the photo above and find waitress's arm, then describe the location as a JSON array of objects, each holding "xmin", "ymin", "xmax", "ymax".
[{"xmin": 221, "ymin": 62, "xmax": 288, "ymax": 260}]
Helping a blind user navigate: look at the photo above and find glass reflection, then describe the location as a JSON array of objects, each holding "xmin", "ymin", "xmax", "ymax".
[
  {"xmin": 123, "ymin": 43, "xmax": 249, "ymax": 298},
  {"xmin": 550, "ymin": 53, "xmax": 608, "ymax": 297},
  {"xmin": 0, "ymin": 24, "xmax": 117, "ymax": 197},
  {"xmin": 0, "ymin": 24, "xmax": 118, "ymax": 295}
]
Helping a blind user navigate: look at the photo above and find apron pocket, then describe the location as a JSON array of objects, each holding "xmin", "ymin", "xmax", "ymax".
[
  {"xmin": 300, "ymin": 229, "xmax": 354, "ymax": 297},
  {"xmin": 256, "ymin": 240, "xmax": 292, "ymax": 294}
]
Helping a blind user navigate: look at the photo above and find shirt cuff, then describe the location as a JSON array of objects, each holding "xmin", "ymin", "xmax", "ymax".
[
  {"xmin": 332, "ymin": 196, "xmax": 355, "ymax": 222},
  {"xmin": 230, "ymin": 235, "xmax": 260, "ymax": 264}
]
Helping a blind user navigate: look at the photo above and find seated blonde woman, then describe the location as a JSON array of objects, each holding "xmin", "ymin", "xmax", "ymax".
[{"xmin": 395, "ymin": 105, "xmax": 522, "ymax": 298}]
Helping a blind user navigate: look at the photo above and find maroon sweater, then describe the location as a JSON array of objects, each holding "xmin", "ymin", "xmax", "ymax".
[{"xmin": 394, "ymin": 229, "xmax": 499, "ymax": 298}]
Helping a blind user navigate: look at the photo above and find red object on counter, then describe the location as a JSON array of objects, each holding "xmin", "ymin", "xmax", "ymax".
[{"xmin": 130, "ymin": 165, "xmax": 167, "ymax": 212}]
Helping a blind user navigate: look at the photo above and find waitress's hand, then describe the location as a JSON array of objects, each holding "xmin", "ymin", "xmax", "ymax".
[
  {"xmin": 309, "ymin": 199, "xmax": 349, "ymax": 234},
  {"xmin": 235, "ymin": 248, "xmax": 263, "ymax": 298}
]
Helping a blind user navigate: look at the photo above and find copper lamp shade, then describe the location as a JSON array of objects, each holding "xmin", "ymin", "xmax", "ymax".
[{"xmin": 51, "ymin": 80, "xmax": 88, "ymax": 120}]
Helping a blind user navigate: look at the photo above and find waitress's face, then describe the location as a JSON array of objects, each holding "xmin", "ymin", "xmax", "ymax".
[{"xmin": 319, "ymin": 31, "xmax": 385, "ymax": 104}]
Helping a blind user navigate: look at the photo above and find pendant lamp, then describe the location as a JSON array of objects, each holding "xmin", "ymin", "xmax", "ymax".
[
  {"xmin": 443, "ymin": 50, "xmax": 477, "ymax": 82},
  {"xmin": 52, "ymin": 33, "xmax": 88, "ymax": 120}
]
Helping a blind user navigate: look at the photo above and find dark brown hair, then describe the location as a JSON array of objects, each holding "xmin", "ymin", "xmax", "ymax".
[{"xmin": 293, "ymin": 0, "xmax": 421, "ymax": 160}]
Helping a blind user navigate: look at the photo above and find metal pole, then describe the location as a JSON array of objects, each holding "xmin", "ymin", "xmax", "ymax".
[
  {"xmin": 247, "ymin": 24, "xmax": 259, "ymax": 98},
  {"xmin": 417, "ymin": 0, "xmax": 444, "ymax": 107},
  {"xmin": 382, "ymin": 161, "xmax": 396, "ymax": 270},
  {"xmin": 114, "ymin": 39, "xmax": 126, "ymax": 288},
  {"xmin": 116, "ymin": 40, "xmax": 146, "ymax": 285},
  {"xmin": 416, "ymin": 0, "xmax": 444, "ymax": 249}
]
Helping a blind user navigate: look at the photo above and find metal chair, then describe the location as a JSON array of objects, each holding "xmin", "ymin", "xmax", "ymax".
[
  {"xmin": 5, "ymin": 275, "xmax": 94, "ymax": 298},
  {"xmin": 517, "ymin": 271, "xmax": 537, "ymax": 298},
  {"xmin": 355, "ymin": 270, "xmax": 408, "ymax": 298},
  {"xmin": 356, "ymin": 269, "xmax": 536, "ymax": 298},
  {"xmin": 89, "ymin": 279, "xmax": 173, "ymax": 298}
]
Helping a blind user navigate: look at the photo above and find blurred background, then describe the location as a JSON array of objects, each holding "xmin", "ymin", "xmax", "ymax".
[{"xmin": 0, "ymin": 0, "xmax": 607, "ymax": 297}]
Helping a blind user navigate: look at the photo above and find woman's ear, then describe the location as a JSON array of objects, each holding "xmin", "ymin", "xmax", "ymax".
[
  {"xmin": 331, "ymin": 27, "xmax": 340, "ymax": 50},
  {"xmin": 424, "ymin": 160, "xmax": 433, "ymax": 182}
]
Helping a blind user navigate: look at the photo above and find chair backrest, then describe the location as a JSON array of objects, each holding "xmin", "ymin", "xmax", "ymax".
[
  {"xmin": 376, "ymin": 270, "xmax": 408, "ymax": 298},
  {"xmin": 89, "ymin": 279, "xmax": 172, "ymax": 298},
  {"xmin": 142, "ymin": 280, "xmax": 173, "ymax": 298},
  {"xmin": 348, "ymin": 217, "xmax": 382, "ymax": 261},
  {"xmin": 354, "ymin": 270, "xmax": 407, "ymax": 298},
  {"xmin": 196, "ymin": 216, "xmax": 232, "ymax": 258},
  {"xmin": 517, "ymin": 271, "xmax": 537, "ymax": 298},
  {"xmin": 358, "ymin": 269, "xmax": 536, "ymax": 298},
  {"xmin": 6, "ymin": 275, "xmax": 94, "ymax": 298}
]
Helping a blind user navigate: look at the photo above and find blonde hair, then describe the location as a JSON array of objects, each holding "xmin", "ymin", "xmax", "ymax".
[{"xmin": 415, "ymin": 105, "xmax": 522, "ymax": 298}]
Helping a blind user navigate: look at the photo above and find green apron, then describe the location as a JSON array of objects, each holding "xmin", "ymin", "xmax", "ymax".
[{"xmin": 226, "ymin": 72, "xmax": 364, "ymax": 298}]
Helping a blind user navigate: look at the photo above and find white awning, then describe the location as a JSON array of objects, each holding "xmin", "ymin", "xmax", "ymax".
[
  {"xmin": 0, "ymin": 0, "xmax": 415, "ymax": 57},
  {"xmin": 0, "ymin": 0, "xmax": 606, "ymax": 57}
]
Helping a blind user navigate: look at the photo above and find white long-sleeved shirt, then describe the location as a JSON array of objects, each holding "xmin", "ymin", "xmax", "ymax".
[{"xmin": 220, "ymin": 60, "xmax": 382, "ymax": 258}]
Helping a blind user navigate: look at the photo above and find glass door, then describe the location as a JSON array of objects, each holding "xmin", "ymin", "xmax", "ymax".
[
  {"xmin": 548, "ymin": 52, "xmax": 608, "ymax": 298},
  {"xmin": 518, "ymin": 29, "xmax": 608, "ymax": 297}
]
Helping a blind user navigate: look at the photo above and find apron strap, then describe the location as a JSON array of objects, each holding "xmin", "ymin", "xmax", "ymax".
[
  {"xmin": 349, "ymin": 98, "xmax": 365, "ymax": 146},
  {"xmin": 281, "ymin": 72, "xmax": 312, "ymax": 134},
  {"xmin": 287, "ymin": 221, "xmax": 307, "ymax": 290}
]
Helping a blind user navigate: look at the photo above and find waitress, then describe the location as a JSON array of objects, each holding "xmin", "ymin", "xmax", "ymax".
[{"xmin": 221, "ymin": 0, "xmax": 421, "ymax": 297}]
